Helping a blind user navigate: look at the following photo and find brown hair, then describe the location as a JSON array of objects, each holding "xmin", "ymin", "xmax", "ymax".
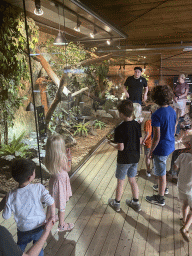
[
  {"xmin": 151, "ymin": 85, "xmax": 173, "ymax": 106},
  {"xmin": 117, "ymin": 99, "xmax": 134, "ymax": 117}
]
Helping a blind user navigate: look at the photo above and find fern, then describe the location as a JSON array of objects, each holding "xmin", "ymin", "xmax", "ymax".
[{"xmin": 0, "ymin": 132, "xmax": 31, "ymax": 158}]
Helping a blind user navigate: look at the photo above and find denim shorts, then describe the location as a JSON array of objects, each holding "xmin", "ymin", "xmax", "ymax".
[
  {"xmin": 116, "ymin": 163, "xmax": 138, "ymax": 179},
  {"xmin": 153, "ymin": 155, "xmax": 169, "ymax": 176}
]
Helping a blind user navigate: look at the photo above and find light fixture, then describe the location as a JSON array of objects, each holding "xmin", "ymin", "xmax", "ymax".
[
  {"xmin": 53, "ymin": 4, "xmax": 68, "ymax": 45},
  {"xmin": 107, "ymin": 38, "xmax": 111, "ymax": 45},
  {"xmin": 74, "ymin": 16, "xmax": 81, "ymax": 32},
  {"xmin": 26, "ymin": 102, "xmax": 34, "ymax": 111},
  {"xmin": 54, "ymin": 32, "xmax": 68, "ymax": 45},
  {"xmin": 34, "ymin": 0, "xmax": 44, "ymax": 16},
  {"xmin": 90, "ymin": 27, "xmax": 97, "ymax": 38}
]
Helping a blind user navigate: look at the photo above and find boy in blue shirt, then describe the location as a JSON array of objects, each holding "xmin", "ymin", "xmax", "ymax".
[
  {"xmin": 145, "ymin": 85, "xmax": 176, "ymax": 206},
  {"xmin": 108, "ymin": 99, "xmax": 142, "ymax": 212}
]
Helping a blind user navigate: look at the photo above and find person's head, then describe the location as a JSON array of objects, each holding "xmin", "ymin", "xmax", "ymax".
[
  {"xmin": 45, "ymin": 134, "xmax": 68, "ymax": 175},
  {"xmin": 151, "ymin": 104, "xmax": 159, "ymax": 115},
  {"xmin": 117, "ymin": 99, "xmax": 134, "ymax": 119},
  {"xmin": 178, "ymin": 74, "xmax": 186, "ymax": 84},
  {"xmin": 132, "ymin": 103, "xmax": 142, "ymax": 122},
  {"xmin": 11, "ymin": 158, "xmax": 36, "ymax": 185},
  {"xmin": 151, "ymin": 85, "xmax": 173, "ymax": 106},
  {"xmin": 134, "ymin": 67, "xmax": 142, "ymax": 79}
]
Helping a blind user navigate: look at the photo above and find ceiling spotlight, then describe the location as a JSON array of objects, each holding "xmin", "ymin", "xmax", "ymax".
[
  {"xmin": 107, "ymin": 39, "xmax": 111, "ymax": 45},
  {"xmin": 34, "ymin": 0, "xmax": 44, "ymax": 16},
  {"xmin": 74, "ymin": 16, "xmax": 81, "ymax": 32},
  {"xmin": 90, "ymin": 27, "xmax": 97, "ymax": 38}
]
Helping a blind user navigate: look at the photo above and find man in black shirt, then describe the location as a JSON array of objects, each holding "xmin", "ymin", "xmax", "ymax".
[{"xmin": 124, "ymin": 67, "xmax": 148, "ymax": 104}]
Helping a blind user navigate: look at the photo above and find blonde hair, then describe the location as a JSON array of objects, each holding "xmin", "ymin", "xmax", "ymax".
[
  {"xmin": 45, "ymin": 134, "xmax": 68, "ymax": 175},
  {"xmin": 133, "ymin": 103, "xmax": 142, "ymax": 122},
  {"xmin": 179, "ymin": 74, "xmax": 186, "ymax": 80}
]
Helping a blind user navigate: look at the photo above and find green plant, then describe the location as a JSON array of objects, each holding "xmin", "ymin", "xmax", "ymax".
[
  {"xmin": 94, "ymin": 120, "xmax": 106, "ymax": 129},
  {"xmin": 0, "ymin": 132, "xmax": 31, "ymax": 158},
  {"xmin": 0, "ymin": 1, "xmax": 39, "ymax": 143},
  {"xmin": 73, "ymin": 121, "xmax": 89, "ymax": 136}
]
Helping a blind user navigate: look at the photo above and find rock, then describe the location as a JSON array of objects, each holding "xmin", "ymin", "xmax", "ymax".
[
  {"xmin": 90, "ymin": 128, "xmax": 98, "ymax": 136},
  {"xmin": 108, "ymin": 109, "xmax": 119, "ymax": 119},
  {"xmin": 96, "ymin": 110, "xmax": 113, "ymax": 118},
  {"xmin": 1, "ymin": 155, "xmax": 15, "ymax": 161}
]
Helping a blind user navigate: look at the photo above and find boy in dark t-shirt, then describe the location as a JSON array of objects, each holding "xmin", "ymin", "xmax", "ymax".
[{"xmin": 108, "ymin": 99, "xmax": 142, "ymax": 212}]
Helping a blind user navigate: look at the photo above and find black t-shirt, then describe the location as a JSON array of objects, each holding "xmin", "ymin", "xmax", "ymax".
[
  {"xmin": 124, "ymin": 75, "xmax": 147, "ymax": 102},
  {"xmin": 114, "ymin": 120, "xmax": 142, "ymax": 164},
  {"xmin": 0, "ymin": 226, "xmax": 23, "ymax": 256}
]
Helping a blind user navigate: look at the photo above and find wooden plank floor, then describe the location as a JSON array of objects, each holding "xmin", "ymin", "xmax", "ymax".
[{"xmin": 0, "ymin": 111, "xmax": 191, "ymax": 255}]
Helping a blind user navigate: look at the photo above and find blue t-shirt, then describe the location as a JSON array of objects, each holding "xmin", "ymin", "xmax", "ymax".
[{"xmin": 152, "ymin": 106, "xmax": 176, "ymax": 156}]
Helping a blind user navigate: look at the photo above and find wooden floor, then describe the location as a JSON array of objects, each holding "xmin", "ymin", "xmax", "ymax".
[{"xmin": 0, "ymin": 112, "xmax": 191, "ymax": 256}]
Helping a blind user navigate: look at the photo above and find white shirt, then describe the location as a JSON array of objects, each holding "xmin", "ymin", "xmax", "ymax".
[
  {"xmin": 2, "ymin": 183, "xmax": 54, "ymax": 232},
  {"xmin": 175, "ymin": 153, "xmax": 192, "ymax": 195}
]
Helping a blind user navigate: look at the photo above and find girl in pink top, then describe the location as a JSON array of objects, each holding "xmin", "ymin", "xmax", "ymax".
[{"xmin": 45, "ymin": 134, "xmax": 74, "ymax": 232}]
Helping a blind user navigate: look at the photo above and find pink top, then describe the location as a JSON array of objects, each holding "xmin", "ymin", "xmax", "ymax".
[{"xmin": 49, "ymin": 170, "xmax": 72, "ymax": 211}]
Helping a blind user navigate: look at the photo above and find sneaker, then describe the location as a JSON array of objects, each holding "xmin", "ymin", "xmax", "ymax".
[
  {"xmin": 108, "ymin": 198, "xmax": 120, "ymax": 212},
  {"xmin": 126, "ymin": 199, "xmax": 141, "ymax": 212},
  {"xmin": 146, "ymin": 171, "xmax": 151, "ymax": 177},
  {"xmin": 145, "ymin": 195, "xmax": 165, "ymax": 206},
  {"xmin": 152, "ymin": 184, "xmax": 169, "ymax": 195}
]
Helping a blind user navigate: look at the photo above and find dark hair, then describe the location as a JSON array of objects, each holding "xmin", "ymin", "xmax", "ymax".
[
  {"xmin": 117, "ymin": 99, "xmax": 134, "ymax": 117},
  {"xmin": 134, "ymin": 67, "xmax": 142, "ymax": 72},
  {"xmin": 11, "ymin": 158, "xmax": 36, "ymax": 185},
  {"xmin": 151, "ymin": 85, "xmax": 173, "ymax": 106}
]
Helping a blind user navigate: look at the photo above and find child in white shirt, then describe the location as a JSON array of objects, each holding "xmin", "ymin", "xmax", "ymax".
[
  {"xmin": 174, "ymin": 135, "xmax": 192, "ymax": 242},
  {"xmin": 2, "ymin": 159, "xmax": 55, "ymax": 256}
]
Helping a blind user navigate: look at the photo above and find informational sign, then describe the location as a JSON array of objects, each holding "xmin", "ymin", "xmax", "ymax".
[{"xmin": 36, "ymin": 106, "xmax": 47, "ymax": 139}]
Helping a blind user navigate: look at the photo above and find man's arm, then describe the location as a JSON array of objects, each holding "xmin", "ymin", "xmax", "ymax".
[
  {"xmin": 143, "ymin": 86, "xmax": 148, "ymax": 102},
  {"xmin": 23, "ymin": 217, "xmax": 54, "ymax": 256},
  {"xmin": 123, "ymin": 86, "xmax": 129, "ymax": 98}
]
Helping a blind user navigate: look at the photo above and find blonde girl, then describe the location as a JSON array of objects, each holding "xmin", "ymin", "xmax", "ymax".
[{"xmin": 45, "ymin": 134, "xmax": 74, "ymax": 232}]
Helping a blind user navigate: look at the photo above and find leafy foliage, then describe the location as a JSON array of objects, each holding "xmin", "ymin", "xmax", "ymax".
[
  {"xmin": 44, "ymin": 40, "xmax": 87, "ymax": 78},
  {"xmin": 94, "ymin": 120, "xmax": 106, "ymax": 129},
  {"xmin": 0, "ymin": 1, "xmax": 39, "ymax": 139},
  {"xmin": 0, "ymin": 132, "xmax": 31, "ymax": 158},
  {"xmin": 73, "ymin": 121, "xmax": 89, "ymax": 136}
]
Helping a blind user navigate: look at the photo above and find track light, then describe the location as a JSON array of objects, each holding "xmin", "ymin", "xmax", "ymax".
[
  {"xmin": 90, "ymin": 27, "xmax": 97, "ymax": 38},
  {"xmin": 107, "ymin": 38, "xmax": 111, "ymax": 45},
  {"xmin": 34, "ymin": 0, "xmax": 44, "ymax": 16},
  {"xmin": 74, "ymin": 16, "xmax": 81, "ymax": 32}
]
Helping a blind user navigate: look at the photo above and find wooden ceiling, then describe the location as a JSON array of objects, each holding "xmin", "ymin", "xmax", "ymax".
[
  {"xmin": 5, "ymin": 0, "xmax": 192, "ymax": 78},
  {"xmin": 79, "ymin": 0, "xmax": 192, "ymax": 78}
]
